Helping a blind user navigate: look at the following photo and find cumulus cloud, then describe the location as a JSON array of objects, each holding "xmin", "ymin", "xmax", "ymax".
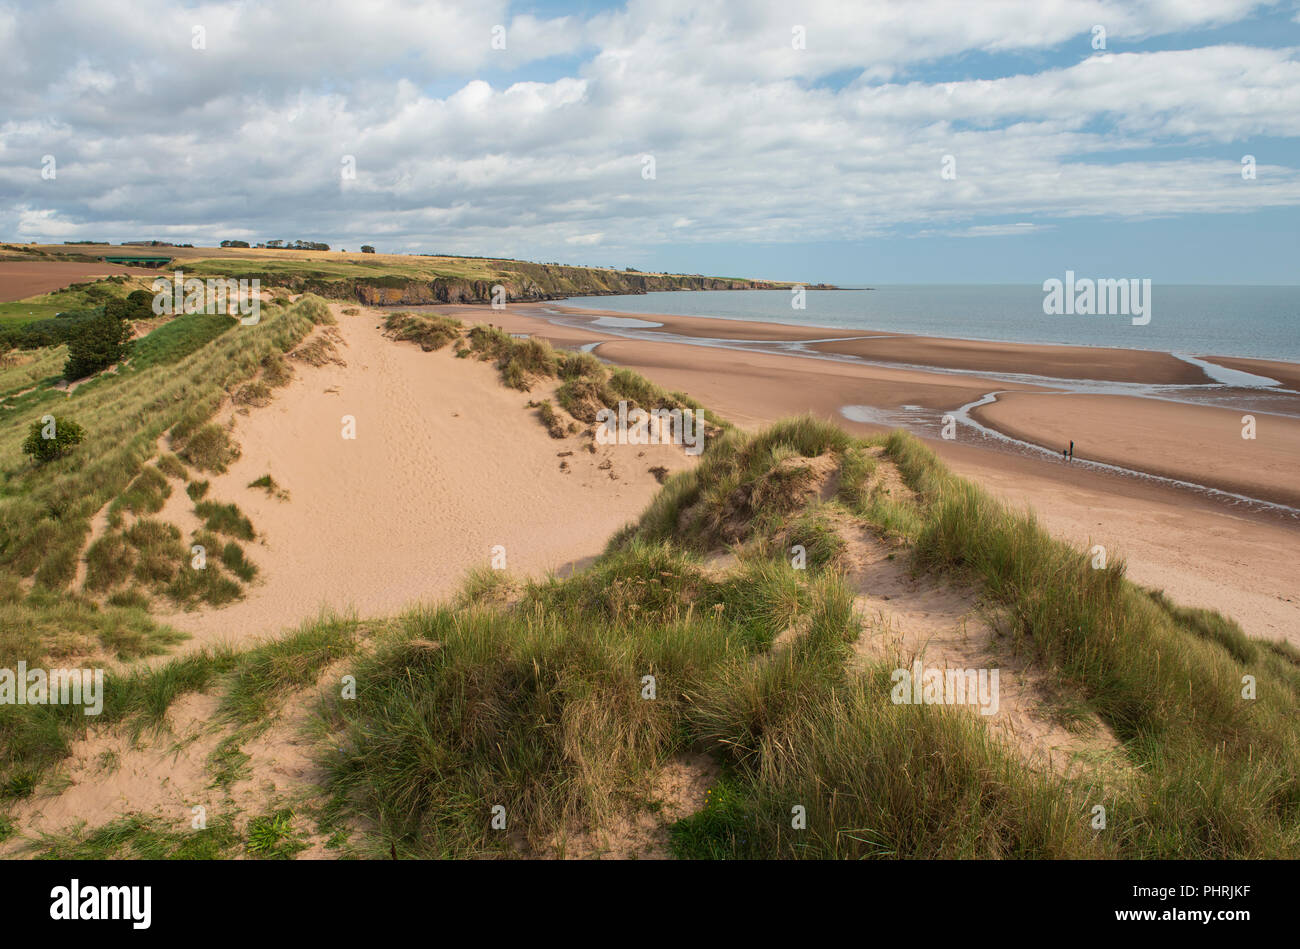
[{"xmin": 0, "ymin": 0, "xmax": 1297, "ymax": 257}]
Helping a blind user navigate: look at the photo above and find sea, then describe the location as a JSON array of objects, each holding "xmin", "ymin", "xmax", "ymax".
[{"xmin": 556, "ymin": 286, "xmax": 1300, "ymax": 363}]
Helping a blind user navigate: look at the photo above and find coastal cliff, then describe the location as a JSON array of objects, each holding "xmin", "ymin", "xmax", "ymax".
[{"xmin": 212, "ymin": 261, "xmax": 834, "ymax": 305}]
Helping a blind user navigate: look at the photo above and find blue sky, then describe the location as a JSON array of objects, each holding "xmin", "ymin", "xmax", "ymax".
[{"xmin": 2, "ymin": 0, "xmax": 1298, "ymax": 284}]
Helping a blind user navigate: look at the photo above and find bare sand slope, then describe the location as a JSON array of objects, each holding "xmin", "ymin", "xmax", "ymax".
[{"xmin": 160, "ymin": 306, "xmax": 693, "ymax": 647}]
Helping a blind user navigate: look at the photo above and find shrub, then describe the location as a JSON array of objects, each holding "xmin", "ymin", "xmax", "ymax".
[
  {"xmin": 106, "ymin": 589, "xmax": 151, "ymax": 610},
  {"xmin": 179, "ymin": 424, "xmax": 240, "ymax": 473},
  {"xmin": 248, "ymin": 474, "xmax": 288, "ymax": 500},
  {"xmin": 384, "ymin": 312, "xmax": 462, "ymax": 351},
  {"xmin": 155, "ymin": 453, "xmax": 188, "ymax": 480},
  {"xmin": 534, "ymin": 401, "xmax": 566, "ymax": 438},
  {"xmin": 85, "ymin": 533, "xmax": 135, "ymax": 591},
  {"xmin": 233, "ymin": 380, "xmax": 273, "ymax": 407},
  {"xmin": 220, "ymin": 542, "xmax": 258, "ymax": 582},
  {"xmin": 21, "ymin": 416, "xmax": 85, "ymax": 464},
  {"xmin": 63, "ymin": 312, "xmax": 132, "ymax": 381},
  {"xmin": 194, "ymin": 501, "xmax": 255, "ymax": 540},
  {"xmin": 124, "ymin": 520, "xmax": 187, "ymax": 585},
  {"xmin": 260, "ymin": 352, "xmax": 293, "ymax": 387},
  {"xmin": 125, "ymin": 289, "xmax": 155, "ymax": 320}
]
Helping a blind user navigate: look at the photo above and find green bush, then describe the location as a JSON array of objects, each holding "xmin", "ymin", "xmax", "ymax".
[
  {"xmin": 194, "ymin": 501, "xmax": 255, "ymax": 540},
  {"xmin": 179, "ymin": 424, "xmax": 240, "ymax": 473},
  {"xmin": 125, "ymin": 289, "xmax": 155, "ymax": 320},
  {"xmin": 21, "ymin": 416, "xmax": 85, "ymax": 464},
  {"xmin": 63, "ymin": 312, "xmax": 132, "ymax": 381},
  {"xmin": 84, "ymin": 533, "xmax": 135, "ymax": 591}
]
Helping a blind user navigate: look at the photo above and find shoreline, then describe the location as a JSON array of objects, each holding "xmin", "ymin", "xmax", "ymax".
[{"xmin": 544, "ymin": 300, "xmax": 1300, "ymax": 385}]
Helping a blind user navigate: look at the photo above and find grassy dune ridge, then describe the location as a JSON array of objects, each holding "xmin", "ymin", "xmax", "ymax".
[
  {"xmin": 0, "ymin": 295, "xmax": 330, "ymax": 593},
  {"xmin": 0, "ymin": 297, "xmax": 334, "ymax": 805},
  {"xmin": 315, "ymin": 417, "xmax": 1300, "ymax": 859}
]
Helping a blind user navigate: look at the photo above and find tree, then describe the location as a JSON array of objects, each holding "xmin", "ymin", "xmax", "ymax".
[
  {"xmin": 22, "ymin": 415, "xmax": 85, "ymax": 464},
  {"xmin": 125, "ymin": 289, "xmax": 155, "ymax": 319},
  {"xmin": 64, "ymin": 311, "xmax": 133, "ymax": 381},
  {"xmin": 361, "ymin": 245, "xmax": 376, "ymax": 254},
  {"xmin": 104, "ymin": 298, "xmax": 129, "ymax": 321}
]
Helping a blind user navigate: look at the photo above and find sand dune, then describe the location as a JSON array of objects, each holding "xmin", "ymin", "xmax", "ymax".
[{"xmin": 161, "ymin": 305, "xmax": 694, "ymax": 646}]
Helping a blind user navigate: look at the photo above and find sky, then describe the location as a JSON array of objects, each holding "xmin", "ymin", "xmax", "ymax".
[{"xmin": 2, "ymin": 0, "xmax": 1299, "ymax": 284}]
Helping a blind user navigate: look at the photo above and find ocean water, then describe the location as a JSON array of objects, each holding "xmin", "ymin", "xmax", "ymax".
[{"xmin": 558, "ymin": 286, "xmax": 1300, "ymax": 363}]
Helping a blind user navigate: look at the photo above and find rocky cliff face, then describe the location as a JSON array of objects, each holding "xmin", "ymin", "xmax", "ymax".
[{"xmin": 218, "ymin": 261, "xmax": 831, "ymax": 305}]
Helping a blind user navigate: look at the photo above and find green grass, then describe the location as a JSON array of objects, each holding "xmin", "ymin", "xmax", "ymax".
[
  {"xmin": 316, "ymin": 530, "xmax": 1089, "ymax": 859},
  {"xmin": 0, "ymin": 583, "xmax": 184, "ymax": 671},
  {"xmin": 0, "ymin": 612, "xmax": 362, "ymax": 808},
  {"xmin": 193, "ymin": 501, "xmax": 255, "ymax": 540},
  {"xmin": 178, "ymin": 424, "xmax": 240, "ymax": 473},
  {"xmin": 0, "ymin": 301, "xmax": 64, "ymax": 325},
  {"xmin": 84, "ymin": 532, "xmax": 136, "ymax": 591},
  {"xmin": 0, "ymin": 276, "xmax": 153, "ymax": 329},
  {"xmin": 1, "ymin": 278, "xmax": 1294, "ymax": 862},
  {"xmin": 218, "ymin": 615, "xmax": 359, "ymax": 727},
  {"xmin": 246, "ymin": 808, "xmax": 308, "ymax": 859},
  {"xmin": 0, "ymin": 295, "xmax": 328, "ymax": 596},
  {"xmin": 220, "ymin": 541, "xmax": 258, "ymax": 582},
  {"xmin": 30, "ymin": 812, "xmax": 242, "ymax": 860},
  {"xmin": 207, "ymin": 736, "xmax": 251, "ymax": 791},
  {"xmin": 0, "ymin": 640, "xmax": 241, "ymax": 801},
  {"xmin": 611, "ymin": 415, "xmax": 848, "ymax": 552},
  {"xmin": 107, "ymin": 464, "xmax": 171, "ymax": 526},
  {"xmin": 907, "ymin": 465, "xmax": 1300, "ymax": 857},
  {"xmin": 155, "ymin": 452, "xmax": 188, "ymax": 480},
  {"xmin": 129, "ymin": 313, "xmax": 238, "ymax": 369},
  {"xmin": 384, "ymin": 311, "xmax": 463, "ymax": 351},
  {"xmin": 248, "ymin": 473, "xmax": 288, "ymax": 500}
]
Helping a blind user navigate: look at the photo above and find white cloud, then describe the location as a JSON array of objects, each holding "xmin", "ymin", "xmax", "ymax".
[{"xmin": 0, "ymin": 0, "xmax": 1296, "ymax": 255}]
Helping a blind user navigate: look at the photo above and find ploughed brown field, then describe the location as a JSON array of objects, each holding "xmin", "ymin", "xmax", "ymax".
[{"xmin": 0, "ymin": 260, "xmax": 162, "ymax": 301}]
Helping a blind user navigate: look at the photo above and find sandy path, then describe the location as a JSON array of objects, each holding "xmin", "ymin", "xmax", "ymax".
[{"xmin": 159, "ymin": 306, "xmax": 693, "ymax": 647}]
